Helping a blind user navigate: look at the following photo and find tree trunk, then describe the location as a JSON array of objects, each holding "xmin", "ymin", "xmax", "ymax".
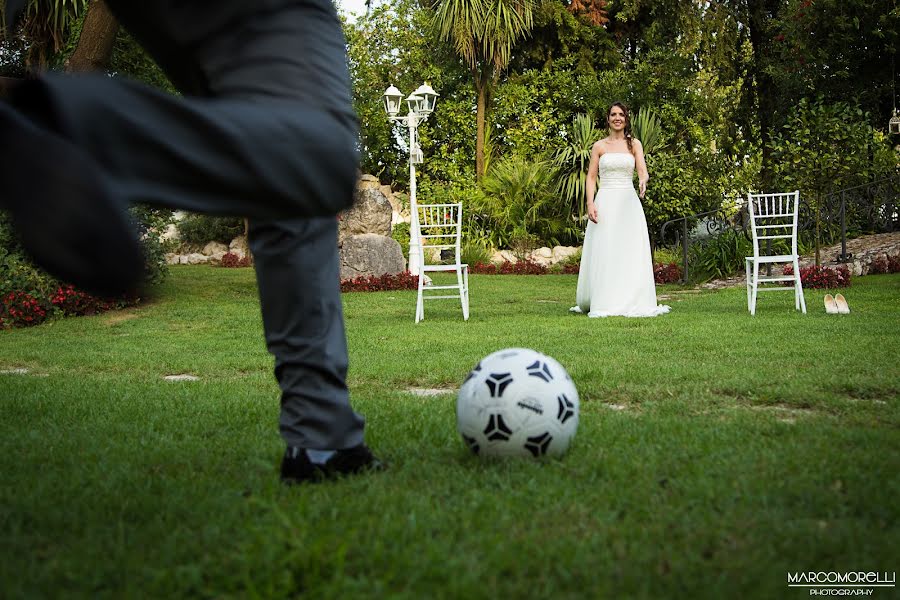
[
  {"xmin": 747, "ymin": 0, "xmax": 779, "ymax": 190},
  {"xmin": 475, "ymin": 80, "xmax": 486, "ymax": 182},
  {"xmin": 64, "ymin": 0, "xmax": 119, "ymax": 73}
]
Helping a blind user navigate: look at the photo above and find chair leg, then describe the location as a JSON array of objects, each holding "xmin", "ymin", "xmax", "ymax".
[
  {"xmin": 745, "ymin": 258, "xmax": 752, "ymax": 314},
  {"xmin": 461, "ymin": 266, "xmax": 470, "ymax": 321},
  {"xmin": 415, "ymin": 274, "xmax": 424, "ymax": 323},
  {"xmin": 793, "ymin": 259, "xmax": 806, "ymax": 314},
  {"xmin": 751, "ymin": 261, "xmax": 759, "ymax": 316}
]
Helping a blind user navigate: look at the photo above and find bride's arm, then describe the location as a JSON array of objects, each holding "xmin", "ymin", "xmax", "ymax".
[
  {"xmin": 585, "ymin": 142, "xmax": 602, "ymax": 223},
  {"xmin": 634, "ymin": 139, "xmax": 648, "ymax": 199}
]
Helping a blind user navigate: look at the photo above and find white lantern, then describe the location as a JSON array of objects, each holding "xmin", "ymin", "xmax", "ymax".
[
  {"xmin": 890, "ymin": 109, "xmax": 900, "ymax": 135},
  {"xmin": 406, "ymin": 93, "xmax": 423, "ymax": 115},
  {"xmin": 413, "ymin": 83, "xmax": 439, "ymax": 115},
  {"xmin": 383, "ymin": 85, "xmax": 403, "ymax": 117}
]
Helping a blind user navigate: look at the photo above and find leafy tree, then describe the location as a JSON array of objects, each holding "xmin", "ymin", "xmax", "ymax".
[
  {"xmin": 551, "ymin": 113, "xmax": 602, "ymax": 224},
  {"xmin": 769, "ymin": 98, "xmax": 897, "ymax": 264},
  {"xmin": 344, "ymin": 0, "xmax": 468, "ymax": 187},
  {"xmin": 510, "ymin": 0, "xmax": 617, "ymax": 75},
  {"xmin": 767, "ymin": 0, "xmax": 899, "ymax": 129},
  {"xmin": 432, "ymin": 0, "xmax": 537, "ymax": 181}
]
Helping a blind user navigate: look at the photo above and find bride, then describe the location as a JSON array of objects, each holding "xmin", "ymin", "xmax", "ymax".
[{"xmin": 570, "ymin": 102, "xmax": 670, "ymax": 318}]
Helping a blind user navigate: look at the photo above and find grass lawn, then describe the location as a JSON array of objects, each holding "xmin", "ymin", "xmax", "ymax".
[{"xmin": 1, "ymin": 266, "xmax": 898, "ymax": 599}]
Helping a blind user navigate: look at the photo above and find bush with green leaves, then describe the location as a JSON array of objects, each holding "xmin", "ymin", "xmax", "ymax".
[
  {"xmin": 688, "ymin": 228, "xmax": 752, "ymax": 281},
  {"xmin": 391, "ymin": 221, "xmax": 411, "ymax": 261},
  {"xmin": 175, "ymin": 214, "xmax": 244, "ymax": 246},
  {"xmin": 473, "ymin": 155, "xmax": 580, "ymax": 249},
  {"xmin": 460, "ymin": 239, "xmax": 491, "ymax": 266},
  {"xmin": 0, "ymin": 207, "xmax": 169, "ymax": 327}
]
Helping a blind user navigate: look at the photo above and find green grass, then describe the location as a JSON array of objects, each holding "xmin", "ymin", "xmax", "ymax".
[{"xmin": 1, "ymin": 266, "xmax": 898, "ymax": 599}]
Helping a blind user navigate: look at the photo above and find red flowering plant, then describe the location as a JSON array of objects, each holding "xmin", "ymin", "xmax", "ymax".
[
  {"xmin": 782, "ymin": 264, "xmax": 851, "ymax": 289},
  {"xmin": 890, "ymin": 255, "xmax": 900, "ymax": 273},
  {"xmin": 50, "ymin": 284, "xmax": 137, "ymax": 317},
  {"xmin": 219, "ymin": 252, "xmax": 253, "ymax": 268},
  {"xmin": 866, "ymin": 254, "xmax": 900, "ymax": 275},
  {"xmin": 340, "ymin": 271, "xmax": 418, "ymax": 293},
  {"xmin": 0, "ymin": 291, "xmax": 49, "ymax": 328},
  {"xmin": 559, "ymin": 262, "xmax": 580, "ymax": 275},
  {"xmin": 470, "ymin": 260, "xmax": 550, "ymax": 275},
  {"xmin": 653, "ymin": 262, "xmax": 682, "ymax": 284}
]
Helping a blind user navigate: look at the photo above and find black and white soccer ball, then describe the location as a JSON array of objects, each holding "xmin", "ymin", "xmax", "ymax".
[{"xmin": 457, "ymin": 348, "xmax": 579, "ymax": 458}]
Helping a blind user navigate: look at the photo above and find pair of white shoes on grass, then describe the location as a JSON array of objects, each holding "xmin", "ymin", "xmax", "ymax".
[{"xmin": 824, "ymin": 294, "xmax": 850, "ymax": 314}]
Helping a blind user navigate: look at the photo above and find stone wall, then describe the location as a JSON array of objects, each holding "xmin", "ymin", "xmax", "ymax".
[
  {"xmin": 165, "ymin": 175, "xmax": 407, "ymax": 278},
  {"xmin": 799, "ymin": 231, "xmax": 900, "ymax": 276}
]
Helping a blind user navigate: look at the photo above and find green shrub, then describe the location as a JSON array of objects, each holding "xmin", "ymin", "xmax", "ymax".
[
  {"xmin": 653, "ymin": 246, "xmax": 681, "ymax": 266},
  {"xmin": 131, "ymin": 205, "xmax": 174, "ymax": 285},
  {"xmin": 175, "ymin": 214, "xmax": 244, "ymax": 245},
  {"xmin": 461, "ymin": 239, "xmax": 491, "ymax": 266},
  {"xmin": 0, "ymin": 208, "xmax": 168, "ymax": 327},
  {"xmin": 689, "ymin": 229, "xmax": 752, "ymax": 281},
  {"xmin": 391, "ymin": 221, "xmax": 411, "ymax": 260}
]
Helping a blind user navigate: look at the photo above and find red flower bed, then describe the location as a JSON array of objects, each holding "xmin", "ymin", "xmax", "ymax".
[
  {"xmin": 220, "ymin": 252, "xmax": 253, "ymax": 268},
  {"xmin": 50, "ymin": 285, "xmax": 132, "ymax": 316},
  {"xmin": 340, "ymin": 271, "xmax": 418, "ymax": 292},
  {"xmin": 469, "ymin": 260, "xmax": 549, "ymax": 275},
  {"xmin": 1, "ymin": 291, "xmax": 47, "ymax": 328},
  {"xmin": 782, "ymin": 264, "xmax": 851, "ymax": 289},
  {"xmin": 653, "ymin": 262, "xmax": 683, "ymax": 284},
  {"xmin": 868, "ymin": 254, "xmax": 900, "ymax": 275}
]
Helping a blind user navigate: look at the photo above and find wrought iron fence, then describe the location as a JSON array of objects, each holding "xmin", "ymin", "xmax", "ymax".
[
  {"xmin": 658, "ymin": 203, "xmax": 748, "ymax": 283},
  {"xmin": 809, "ymin": 174, "xmax": 898, "ymax": 262},
  {"xmin": 658, "ymin": 173, "xmax": 899, "ymax": 284}
]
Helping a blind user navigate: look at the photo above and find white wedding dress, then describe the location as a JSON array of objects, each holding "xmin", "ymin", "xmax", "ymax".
[{"xmin": 570, "ymin": 152, "xmax": 670, "ymax": 318}]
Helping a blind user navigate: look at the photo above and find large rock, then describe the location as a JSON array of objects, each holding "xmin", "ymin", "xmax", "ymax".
[
  {"xmin": 229, "ymin": 235, "xmax": 250, "ymax": 259},
  {"xmin": 551, "ymin": 246, "xmax": 580, "ymax": 263},
  {"xmin": 202, "ymin": 241, "xmax": 229, "ymax": 256},
  {"xmin": 529, "ymin": 247, "xmax": 554, "ymax": 266},
  {"xmin": 340, "ymin": 234, "xmax": 405, "ymax": 280},
  {"xmin": 339, "ymin": 184, "xmax": 393, "ymax": 244}
]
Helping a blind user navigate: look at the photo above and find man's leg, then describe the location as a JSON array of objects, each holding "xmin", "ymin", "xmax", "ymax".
[{"xmin": 248, "ymin": 216, "xmax": 378, "ymax": 482}]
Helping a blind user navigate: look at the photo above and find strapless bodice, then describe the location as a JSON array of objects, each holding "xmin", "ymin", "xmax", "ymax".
[{"xmin": 597, "ymin": 152, "xmax": 635, "ymax": 189}]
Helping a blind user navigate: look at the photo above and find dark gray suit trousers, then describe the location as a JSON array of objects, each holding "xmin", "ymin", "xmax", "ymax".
[{"xmin": 6, "ymin": 0, "xmax": 366, "ymax": 449}]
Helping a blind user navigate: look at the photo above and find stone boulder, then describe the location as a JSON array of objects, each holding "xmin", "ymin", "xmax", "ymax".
[
  {"xmin": 203, "ymin": 241, "xmax": 229, "ymax": 256},
  {"xmin": 357, "ymin": 174, "xmax": 407, "ymax": 225},
  {"xmin": 491, "ymin": 250, "xmax": 518, "ymax": 264},
  {"xmin": 229, "ymin": 235, "xmax": 250, "ymax": 259},
  {"xmin": 551, "ymin": 246, "xmax": 580, "ymax": 263},
  {"xmin": 339, "ymin": 184, "xmax": 393, "ymax": 244},
  {"xmin": 340, "ymin": 234, "xmax": 406, "ymax": 280},
  {"xmin": 529, "ymin": 247, "xmax": 554, "ymax": 266}
]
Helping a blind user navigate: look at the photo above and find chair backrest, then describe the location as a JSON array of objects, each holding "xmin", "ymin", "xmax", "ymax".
[
  {"xmin": 417, "ymin": 203, "xmax": 463, "ymax": 264},
  {"xmin": 747, "ymin": 191, "xmax": 800, "ymax": 257}
]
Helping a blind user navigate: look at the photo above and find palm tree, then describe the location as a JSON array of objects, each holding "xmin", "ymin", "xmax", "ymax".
[
  {"xmin": 432, "ymin": 0, "xmax": 536, "ymax": 181},
  {"xmin": 552, "ymin": 113, "xmax": 602, "ymax": 223}
]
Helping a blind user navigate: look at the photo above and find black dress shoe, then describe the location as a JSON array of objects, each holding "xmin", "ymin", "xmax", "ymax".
[
  {"xmin": 321, "ymin": 444, "xmax": 385, "ymax": 477},
  {"xmin": 0, "ymin": 102, "xmax": 144, "ymax": 297},
  {"xmin": 280, "ymin": 444, "xmax": 384, "ymax": 485}
]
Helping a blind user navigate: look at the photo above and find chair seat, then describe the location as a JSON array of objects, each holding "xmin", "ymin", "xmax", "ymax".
[
  {"xmin": 745, "ymin": 254, "xmax": 797, "ymax": 264},
  {"xmin": 422, "ymin": 264, "xmax": 468, "ymax": 272}
]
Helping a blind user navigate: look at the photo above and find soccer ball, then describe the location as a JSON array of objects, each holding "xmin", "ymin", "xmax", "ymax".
[{"xmin": 457, "ymin": 348, "xmax": 579, "ymax": 458}]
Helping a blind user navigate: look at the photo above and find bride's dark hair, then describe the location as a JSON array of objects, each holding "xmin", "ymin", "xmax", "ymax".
[{"xmin": 607, "ymin": 102, "xmax": 633, "ymax": 153}]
